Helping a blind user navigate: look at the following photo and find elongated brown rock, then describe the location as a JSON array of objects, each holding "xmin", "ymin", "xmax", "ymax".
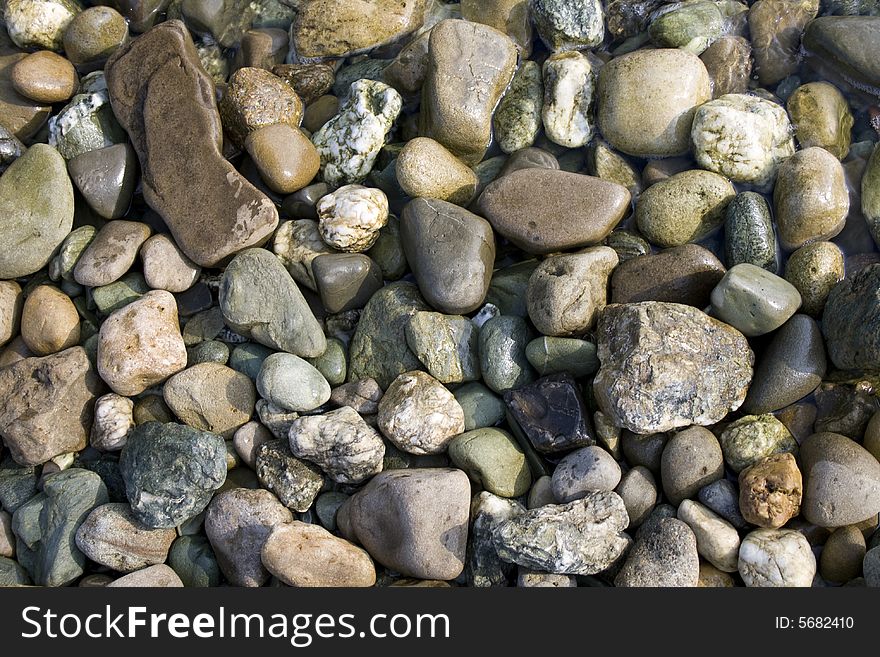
[
  {"xmin": 104, "ymin": 20, "xmax": 277, "ymax": 268},
  {"xmin": 476, "ymin": 168, "xmax": 631, "ymax": 254}
]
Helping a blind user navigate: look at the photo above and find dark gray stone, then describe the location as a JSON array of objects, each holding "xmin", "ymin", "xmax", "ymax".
[
  {"xmin": 255, "ymin": 439, "xmax": 324, "ymax": 512},
  {"xmin": 615, "ymin": 517, "xmax": 700, "ymax": 587}
]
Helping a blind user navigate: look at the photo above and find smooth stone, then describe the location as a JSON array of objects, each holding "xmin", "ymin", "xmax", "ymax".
[
  {"xmin": 204, "ymin": 488, "xmax": 293, "ymax": 587},
  {"xmin": 73, "ymin": 220, "xmax": 151, "ymax": 287},
  {"xmin": 677, "ymin": 499, "xmax": 740, "ymax": 572},
  {"xmin": 347, "ymin": 282, "xmax": 429, "ymax": 389},
  {"xmin": 784, "ymin": 241, "xmax": 844, "ymax": 317},
  {"xmin": 105, "ymin": 21, "xmax": 279, "ymax": 267},
  {"xmin": 739, "ymin": 453, "xmax": 803, "ymax": 529},
  {"xmin": 0, "ymin": 281, "xmax": 22, "ymax": 347},
  {"xmin": 5, "ymin": 0, "xmax": 81, "ymax": 51},
  {"xmin": 0, "ymin": 347, "xmax": 100, "ymax": 466},
  {"xmin": 526, "ymin": 247, "xmax": 618, "ymax": 337},
  {"xmin": 594, "ymin": 302, "xmax": 754, "ymax": 434},
  {"xmin": 738, "ymin": 528, "xmax": 816, "ymax": 587},
  {"xmin": 313, "ymin": 79, "xmax": 401, "ymax": 187},
  {"xmin": 525, "ymin": 336, "xmax": 599, "ymax": 378},
  {"xmin": 106, "ymin": 564, "xmax": 181, "ymax": 587},
  {"xmin": 256, "ymin": 352, "xmax": 330, "ymax": 413},
  {"xmin": 787, "ymin": 82, "xmax": 853, "ymax": 160},
  {"xmin": 614, "ymin": 465, "xmax": 656, "ymax": 528},
  {"xmin": 461, "ymin": 0, "xmax": 531, "ymax": 54},
  {"xmin": 420, "ymin": 19, "xmax": 517, "ymax": 165},
  {"xmin": 228, "ymin": 342, "xmax": 273, "ymax": 381},
  {"xmin": 48, "ymin": 88, "xmax": 127, "ymax": 160},
  {"xmin": 75, "ymin": 502, "xmax": 175, "ymax": 572},
  {"xmin": 661, "ymin": 426, "xmax": 725, "ymax": 505},
  {"xmin": 610, "ymin": 244, "xmax": 725, "ymax": 307},
  {"xmin": 597, "ymin": 48, "xmax": 711, "ymax": 157},
  {"xmin": 366, "ymin": 214, "xmax": 407, "ymax": 281},
  {"xmin": 820, "ymin": 525, "xmax": 865, "ymax": 584},
  {"xmin": 774, "ymin": 146, "xmax": 849, "ymax": 251},
  {"xmin": 710, "ymin": 263, "xmax": 802, "ymax": 337},
  {"xmin": 648, "ymin": 0, "xmax": 729, "ymax": 53},
  {"xmin": 498, "ymin": 147, "xmax": 559, "ymax": 177},
  {"xmin": 720, "ymin": 414, "xmax": 798, "ymax": 473},
  {"xmin": 11, "ymin": 50, "xmax": 77, "ymax": 103},
  {"xmin": 587, "ymin": 142, "xmax": 642, "ymax": 198},
  {"xmin": 699, "ymin": 35, "xmax": 751, "ymax": 97},
  {"xmin": 396, "ymin": 137, "xmax": 478, "ymax": 205},
  {"xmin": 120, "ymin": 421, "xmax": 226, "ymax": 528},
  {"xmin": 636, "ymin": 169, "xmax": 735, "ymax": 248},
  {"xmin": 479, "ymin": 315, "xmax": 535, "ymax": 394},
  {"xmin": 749, "ymin": 0, "xmax": 818, "ymax": 86},
  {"xmin": 448, "ymin": 428, "xmax": 531, "ymax": 498},
  {"xmin": 232, "ymin": 421, "xmax": 272, "ymax": 470},
  {"xmin": 20, "ymin": 285, "xmax": 80, "ymax": 356},
  {"xmin": 289, "ymin": 406, "xmax": 384, "ymax": 484},
  {"xmin": 219, "ymin": 67, "xmax": 303, "ymax": 149},
  {"xmin": 615, "ymin": 517, "xmax": 699, "ymax": 587},
  {"xmin": 401, "ymin": 197, "xmax": 494, "ymax": 316},
  {"xmin": 97, "ymin": 290, "xmax": 186, "ymax": 396},
  {"xmin": 52, "ymin": 225, "xmax": 96, "ymax": 283},
  {"xmin": 305, "ymin": 337, "xmax": 347, "ymax": 387},
  {"xmin": 381, "ymin": 27, "xmax": 430, "ymax": 95},
  {"xmin": 813, "ymin": 383, "xmax": 876, "ymax": 440},
  {"xmin": 691, "ymin": 93, "xmax": 795, "ymax": 189},
  {"xmin": 527, "ymin": 475, "xmax": 556, "ymax": 509},
  {"xmin": 317, "ymin": 184, "xmax": 389, "ymax": 253},
  {"xmin": 131, "ymin": 394, "xmax": 174, "ymax": 425},
  {"xmin": 504, "ymin": 372, "xmax": 594, "ymax": 454},
  {"xmin": 168, "ymin": 535, "xmax": 220, "ymax": 587},
  {"xmin": 0, "ymin": 43, "xmax": 51, "ymax": 141},
  {"xmin": 89, "ymin": 392, "xmax": 134, "ymax": 452},
  {"xmin": 864, "ymin": 139, "xmax": 880, "ymax": 249},
  {"xmin": 0, "ymin": 457, "xmax": 39, "ymax": 513},
  {"xmin": 725, "ymin": 192, "xmax": 778, "ymax": 273},
  {"xmin": 272, "ymin": 219, "xmax": 334, "ymax": 291},
  {"xmin": 453, "ymin": 382, "xmax": 505, "ymax": 431},
  {"xmin": 63, "ymin": 6, "xmax": 128, "ymax": 69},
  {"xmin": 476, "ymin": 168, "xmax": 630, "ymax": 255},
  {"xmin": 865, "ymin": 546, "xmax": 880, "ymax": 587},
  {"xmin": 867, "ymin": 413, "xmax": 880, "ymax": 464},
  {"xmin": 742, "ymin": 314, "xmax": 826, "ymax": 414},
  {"xmin": 531, "ymin": 0, "xmax": 604, "ymax": 50},
  {"xmin": 800, "ymin": 432, "xmax": 880, "ymax": 528},
  {"xmin": 163, "ymin": 363, "xmax": 256, "ymax": 438},
  {"xmin": 802, "ymin": 15, "xmax": 880, "ymax": 99},
  {"xmin": 245, "ymin": 124, "xmax": 319, "ymax": 195},
  {"xmin": 271, "ymin": 64, "xmax": 334, "ymax": 105},
  {"xmin": 139, "ymin": 233, "xmax": 201, "ymax": 293},
  {"xmin": 494, "ymin": 61, "xmax": 543, "ymax": 153},
  {"xmin": 338, "ymin": 468, "xmax": 470, "ymax": 580},
  {"xmin": 486, "ymin": 260, "xmax": 539, "ymax": 317},
  {"xmin": 11, "ymin": 469, "xmax": 107, "ymax": 587},
  {"xmin": 405, "ymin": 311, "xmax": 479, "ymax": 384},
  {"xmin": 493, "ymin": 492, "xmax": 630, "ymax": 575},
  {"xmin": 254, "ymin": 439, "xmax": 324, "ymax": 512},
  {"xmin": 92, "ymin": 272, "xmax": 149, "ymax": 315},
  {"xmin": 219, "ymin": 248, "xmax": 326, "ymax": 358},
  {"xmin": 698, "ymin": 479, "xmax": 748, "ymax": 530},
  {"xmin": 233, "ymin": 27, "xmax": 287, "ymax": 72},
  {"xmin": 67, "ymin": 143, "xmax": 138, "ymax": 220},
  {"xmin": 822, "ymin": 264, "xmax": 880, "ymax": 370},
  {"xmin": 329, "ymin": 378, "xmax": 383, "ymax": 415},
  {"xmin": 551, "ymin": 446, "xmax": 621, "ymax": 503},
  {"xmin": 541, "ymin": 51, "xmax": 594, "ymax": 149},
  {"xmin": 261, "ymin": 522, "xmax": 376, "ymax": 587},
  {"xmin": 314, "ymin": 491, "xmax": 348, "ymax": 532},
  {"xmin": 0, "ymin": 144, "xmax": 74, "ymax": 279}
]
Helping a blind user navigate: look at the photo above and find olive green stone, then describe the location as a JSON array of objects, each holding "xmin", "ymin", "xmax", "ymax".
[
  {"xmin": 448, "ymin": 428, "xmax": 531, "ymax": 498},
  {"xmin": 479, "ymin": 315, "xmax": 535, "ymax": 394},
  {"xmin": 366, "ymin": 214, "xmax": 407, "ymax": 281},
  {"xmin": 63, "ymin": 6, "xmax": 129, "ymax": 69},
  {"xmin": 228, "ymin": 342, "xmax": 274, "ymax": 380},
  {"xmin": 604, "ymin": 230, "xmax": 651, "ymax": 263},
  {"xmin": 586, "ymin": 140, "xmax": 642, "ymax": 197},
  {"xmin": 710, "ymin": 263, "xmax": 802, "ymax": 337},
  {"xmin": 405, "ymin": 311, "xmax": 480, "ymax": 385},
  {"xmin": 861, "ymin": 142, "xmax": 880, "ymax": 249},
  {"xmin": 305, "ymin": 337, "xmax": 347, "ymax": 387},
  {"xmin": 486, "ymin": 260, "xmax": 539, "ymax": 317},
  {"xmin": 493, "ymin": 60, "xmax": 543, "ymax": 154},
  {"xmin": 181, "ymin": 308, "xmax": 224, "ymax": 346},
  {"xmin": 786, "ymin": 81, "xmax": 853, "ymax": 159},
  {"xmin": 648, "ymin": 1, "xmax": 725, "ymax": 54},
  {"xmin": 187, "ymin": 340, "xmax": 230, "ymax": 366},
  {"xmin": 453, "ymin": 382, "xmax": 506, "ymax": 431},
  {"xmin": 53, "ymin": 225, "xmax": 97, "ymax": 282},
  {"xmin": 719, "ymin": 414, "xmax": 799, "ymax": 472},
  {"xmin": 525, "ymin": 336, "xmax": 599, "ymax": 377},
  {"xmin": 724, "ymin": 191, "xmax": 779, "ymax": 273},
  {"xmin": 92, "ymin": 272, "xmax": 149, "ymax": 315},
  {"xmin": 49, "ymin": 91, "xmax": 127, "ymax": 160},
  {"xmin": 784, "ymin": 241, "xmax": 845, "ymax": 316},
  {"xmin": 312, "ymin": 253, "xmax": 383, "ymax": 315}
]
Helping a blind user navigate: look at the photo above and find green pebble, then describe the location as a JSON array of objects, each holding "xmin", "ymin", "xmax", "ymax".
[
  {"xmin": 453, "ymin": 382, "xmax": 506, "ymax": 431},
  {"xmin": 305, "ymin": 337, "xmax": 347, "ymax": 387},
  {"xmin": 478, "ymin": 315, "xmax": 536, "ymax": 393},
  {"xmin": 720, "ymin": 414, "xmax": 799, "ymax": 472},
  {"xmin": 486, "ymin": 261, "xmax": 539, "ymax": 317},
  {"xmin": 448, "ymin": 428, "xmax": 532, "ymax": 498},
  {"xmin": 187, "ymin": 340, "xmax": 230, "ymax": 366},
  {"xmin": 525, "ymin": 336, "xmax": 599, "ymax": 377},
  {"xmin": 92, "ymin": 271, "xmax": 148, "ymax": 314},
  {"xmin": 724, "ymin": 191, "xmax": 779, "ymax": 273},
  {"xmin": 168, "ymin": 535, "xmax": 221, "ymax": 588},
  {"xmin": 229, "ymin": 342, "xmax": 274, "ymax": 380}
]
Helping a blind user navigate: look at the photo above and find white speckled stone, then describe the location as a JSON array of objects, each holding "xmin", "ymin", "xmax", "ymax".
[
  {"xmin": 738, "ymin": 528, "xmax": 816, "ymax": 587},
  {"xmin": 542, "ymin": 51, "xmax": 595, "ymax": 148},
  {"xmin": 317, "ymin": 184, "xmax": 389, "ymax": 253}
]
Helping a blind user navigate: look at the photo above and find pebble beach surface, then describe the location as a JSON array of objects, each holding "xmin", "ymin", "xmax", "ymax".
[{"xmin": 0, "ymin": 0, "xmax": 880, "ymax": 589}]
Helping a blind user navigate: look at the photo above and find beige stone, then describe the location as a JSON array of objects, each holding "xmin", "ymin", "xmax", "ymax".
[
  {"xmin": 106, "ymin": 564, "xmax": 183, "ymax": 587},
  {"xmin": 140, "ymin": 233, "xmax": 201, "ymax": 293},
  {"xmin": 246, "ymin": 124, "xmax": 320, "ymax": 194},
  {"xmin": 396, "ymin": 137, "xmax": 477, "ymax": 205},
  {"xmin": 20, "ymin": 285, "xmax": 80, "ymax": 356},
  {"xmin": 163, "ymin": 363, "xmax": 256, "ymax": 439},
  {"xmin": 0, "ymin": 280, "xmax": 23, "ymax": 347}
]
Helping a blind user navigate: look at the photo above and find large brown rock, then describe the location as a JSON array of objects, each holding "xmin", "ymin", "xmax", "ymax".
[
  {"xmin": 0, "ymin": 347, "xmax": 102, "ymax": 465},
  {"xmin": 104, "ymin": 20, "xmax": 278, "ymax": 268}
]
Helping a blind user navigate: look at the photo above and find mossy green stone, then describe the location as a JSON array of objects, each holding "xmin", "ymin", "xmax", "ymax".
[
  {"xmin": 719, "ymin": 414, "xmax": 798, "ymax": 472},
  {"xmin": 525, "ymin": 336, "xmax": 599, "ymax": 377},
  {"xmin": 448, "ymin": 428, "xmax": 532, "ymax": 498},
  {"xmin": 92, "ymin": 271, "xmax": 148, "ymax": 314},
  {"xmin": 648, "ymin": 1, "xmax": 724, "ymax": 54},
  {"xmin": 861, "ymin": 142, "xmax": 880, "ymax": 249},
  {"xmin": 229, "ymin": 342, "xmax": 274, "ymax": 380},
  {"xmin": 784, "ymin": 241, "xmax": 845, "ymax": 316},
  {"xmin": 479, "ymin": 315, "xmax": 536, "ymax": 393},
  {"xmin": 453, "ymin": 382, "xmax": 506, "ymax": 431},
  {"xmin": 486, "ymin": 261, "xmax": 539, "ymax": 317},
  {"xmin": 405, "ymin": 311, "xmax": 479, "ymax": 384},
  {"xmin": 787, "ymin": 81, "xmax": 853, "ymax": 159},
  {"xmin": 604, "ymin": 230, "xmax": 651, "ymax": 262},
  {"xmin": 305, "ymin": 337, "xmax": 347, "ymax": 387},
  {"xmin": 168, "ymin": 535, "xmax": 221, "ymax": 587},
  {"xmin": 724, "ymin": 191, "xmax": 779, "ymax": 273},
  {"xmin": 55, "ymin": 225, "xmax": 97, "ymax": 282}
]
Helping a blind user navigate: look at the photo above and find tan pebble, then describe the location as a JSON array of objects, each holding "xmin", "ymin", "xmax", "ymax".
[
  {"xmin": 20, "ymin": 285, "xmax": 80, "ymax": 356},
  {"xmin": 245, "ymin": 124, "xmax": 320, "ymax": 194},
  {"xmin": 106, "ymin": 564, "xmax": 183, "ymax": 587},
  {"xmin": 820, "ymin": 525, "xmax": 866, "ymax": 583},
  {"xmin": 140, "ymin": 233, "xmax": 201, "ymax": 293},
  {"xmin": 0, "ymin": 280, "xmax": 23, "ymax": 347},
  {"xmin": 739, "ymin": 452, "xmax": 803, "ymax": 528},
  {"xmin": 302, "ymin": 94, "xmax": 339, "ymax": 133},
  {"xmin": 10, "ymin": 50, "xmax": 77, "ymax": 103},
  {"xmin": 396, "ymin": 137, "xmax": 478, "ymax": 205}
]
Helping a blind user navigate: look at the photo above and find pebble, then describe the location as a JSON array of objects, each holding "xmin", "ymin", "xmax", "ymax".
[
  {"xmin": 710, "ymin": 264, "xmax": 802, "ymax": 337},
  {"xmin": 739, "ymin": 528, "xmax": 816, "ymax": 587},
  {"xmin": 724, "ymin": 192, "xmax": 778, "ymax": 273},
  {"xmin": 527, "ymin": 247, "xmax": 618, "ymax": 337},
  {"xmin": 448, "ymin": 428, "xmax": 531, "ymax": 498},
  {"xmin": 271, "ymin": 63, "xmax": 334, "ymax": 105},
  {"xmin": 0, "ymin": 556, "xmax": 32, "ymax": 585},
  {"xmin": 864, "ymin": 547, "xmax": 880, "ymax": 587},
  {"xmin": 493, "ymin": 492, "xmax": 630, "ymax": 575},
  {"xmin": 461, "ymin": 0, "xmax": 532, "ymax": 54},
  {"xmin": 494, "ymin": 61, "xmax": 543, "ymax": 153},
  {"xmin": 254, "ymin": 439, "xmax": 324, "ymax": 512},
  {"xmin": 245, "ymin": 124, "xmax": 320, "ymax": 195},
  {"xmin": 477, "ymin": 168, "xmax": 630, "ymax": 255},
  {"xmin": 774, "ymin": 146, "xmax": 849, "ymax": 251},
  {"xmin": 615, "ymin": 517, "xmax": 700, "ymax": 587},
  {"xmin": 0, "ymin": 144, "xmax": 74, "ymax": 279},
  {"xmin": 742, "ymin": 314, "xmax": 826, "ymax": 414},
  {"xmin": 288, "ymin": 406, "xmax": 385, "ymax": 484},
  {"xmin": 75, "ymin": 502, "xmax": 176, "ymax": 572},
  {"xmin": 610, "ymin": 244, "xmax": 725, "ymax": 307},
  {"xmin": 67, "ymin": 143, "xmax": 138, "ymax": 220},
  {"xmin": 73, "ymin": 220, "xmax": 151, "ymax": 288},
  {"xmin": 63, "ymin": 6, "xmax": 129, "ymax": 69},
  {"xmin": 312, "ymin": 79, "xmax": 401, "ymax": 187},
  {"xmin": 635, "ymin": 169, "xmax": 735, "ymax": 248},
  {"xmin": 800, "ymin": 432, "xmax": 880, "ymax": 528},
  {"xmin": 261, "ymin": 521, "xmax": 376, "ymax": 587},
  {"xmin": 163, "ymin": 363, "xmax": 256, "ymax": 438},
  {"xmin": 749, "ymin": 0, "xmax": 817, "ymax": 86},
  {"xmin": 338, "ymin": 468, "xmax": 470, "ymax": 580},
  {"xmin": 691, "ymin": 93, "xmax": 795, "ymax": 189},
  {"xmin": 541, "ymin": 51, "xmax": 594, "ymax": 149},
  {"xmin": 787, "ymin": 81, "xmax": 853, "ymax": 159},
  {"xmin": 232, "ymin": 421, "xmax": 273, "ymax": 470},
  {"xmin": 401, "ymin": 198, "xmax": 495, "ymax": 315},
  {"xmin": 120, "ymin": 421, "xmax": 227, "ymax": 528},
  {"xmin": 597, "ymin": 48, "xmax": 710, "ymax": 157},
  {"xmin": 219, "ymin": 248, "xmax": 326, "ymax": 358},
  {"xmin": 420, "ymin": 19, "xmax": 517, "ymax": 165},
  {"xmin": 317, "ymin": 184, "xmax": 389, "ymax": 253},
  {"xmin": 139, "ymin": 233, "xmax": 201, "ymax": 293},
  {"xmin": 594, "ymin": 302, "xmax": 753, "ymax": 434},
  {"xmin": 504, "ymin": 372, "xmax": 594, "ymax": 454},
  {"xmin": 660, "ymin": 426, "xmax": 725, "ymax": 505},
  {"xmin": 396, "ymin": 137, "xmax": 478, "ymax": 205},
  {"xmin": 405, "ymin": 311, "xmax": 479, "ymax": 384},
  {"xmin": 867, "ymin": 413, "xmax": 880, "ymax": 464},
  {"xmin": 0, "ymin": 347, "xmax": 101, "ymax": 466},
  {"xmin": 0, "ymin": 457, "xmax": 39, "ymax": 513},
  {"xmin": 0, "ymin": 281, "xmax": 22, "ymax": 347},
  {"xmin": 48, "ymin": 87, "xmax": 127, "ymax": 160},
  {"xmin": 20, "ymin": 285, "xmax": 80, "ymax": 356},
  {"xmin": 454, "ymin": 382, "xmax": 506, "ymax": 431},
  {"xmin": 219, "ymin": 67, "xmax": 303, "ymax": 149},
  {"xmin": 377, "ymin": 370, "xmax": 464, "ymax": 455},
  {"xmin": 524, "ymin": 336, "xmax": 599, "ymax": 378},
  {"xmin": 256, "ymin": 352, "xmax": 330, "ymax": 413},
  {"xmin": 106, "ymin": 564, "xmax": 183, "ymax": 587},
  {"xmin": 699, "ymin": 35, "xmax": 751, "ymax": 97},
  {"xmin": 90, "ymin": 392, "xmax": 135, "ymax": 452},
  {"xmin": 615, "ymin": 466, "xmax": 657, "ymax": 528},
  {"xmin": 11, "ymin": 51, "xmax": 77, "ymax": 104},
  {"xmin": 720, "ymin": 414, "xmax": 798, "ymax": 474},
  {"xmin": 587, "ymin": 141, "xmax": 642, "ymax": 196},
  {"xmin": 698, "ymin": 562, "xmax": 736, "ymax": 587},
  {"xmin": 822, "ymin": 264, "xmax": 880, "ymax": 371},
  {"xmin": 168, "ymin": 535, "xmax": 221, "ymax": 587},
  {"xmin": 305, "ymin": 337, "xmax": 347, "ymax": 387},
  {"xmin": 330, "ymin": 378, "xmax": 384, "ymax": 415},
  {"xmin": 551, "ymin": 446, "xmax": 621, "ymax": 503},
  {"xmin": 0, "ymin": 510, "xmax": 13, "ymax": 558},
  {"xmin": 5, "ymin": 0, "xmax": 81, "ymax": 50},
  {"xmin": 531, "ymin": 0, "xmax": 604, "ymax": 51},
  {"xmin": 863, "ymin": 143, "xmax": 880, "ymax": 247},
  {"xmin": 272, "ymin": 219, "xmax": 334, "ymax": 292},
  {"xmin": 678, "ymin": 499, "xmax": 740, "ymax": 572},
  {"xmin": 468, "ymin": 492, "xmax": 525, "ymax": 587},
  {"xmin": 479, "ymin": 315, "xmax": 535, "ymax": 393},
  {"xmin": 820, "ymin": 525, "xmax": 866, "ymax": 584}
]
